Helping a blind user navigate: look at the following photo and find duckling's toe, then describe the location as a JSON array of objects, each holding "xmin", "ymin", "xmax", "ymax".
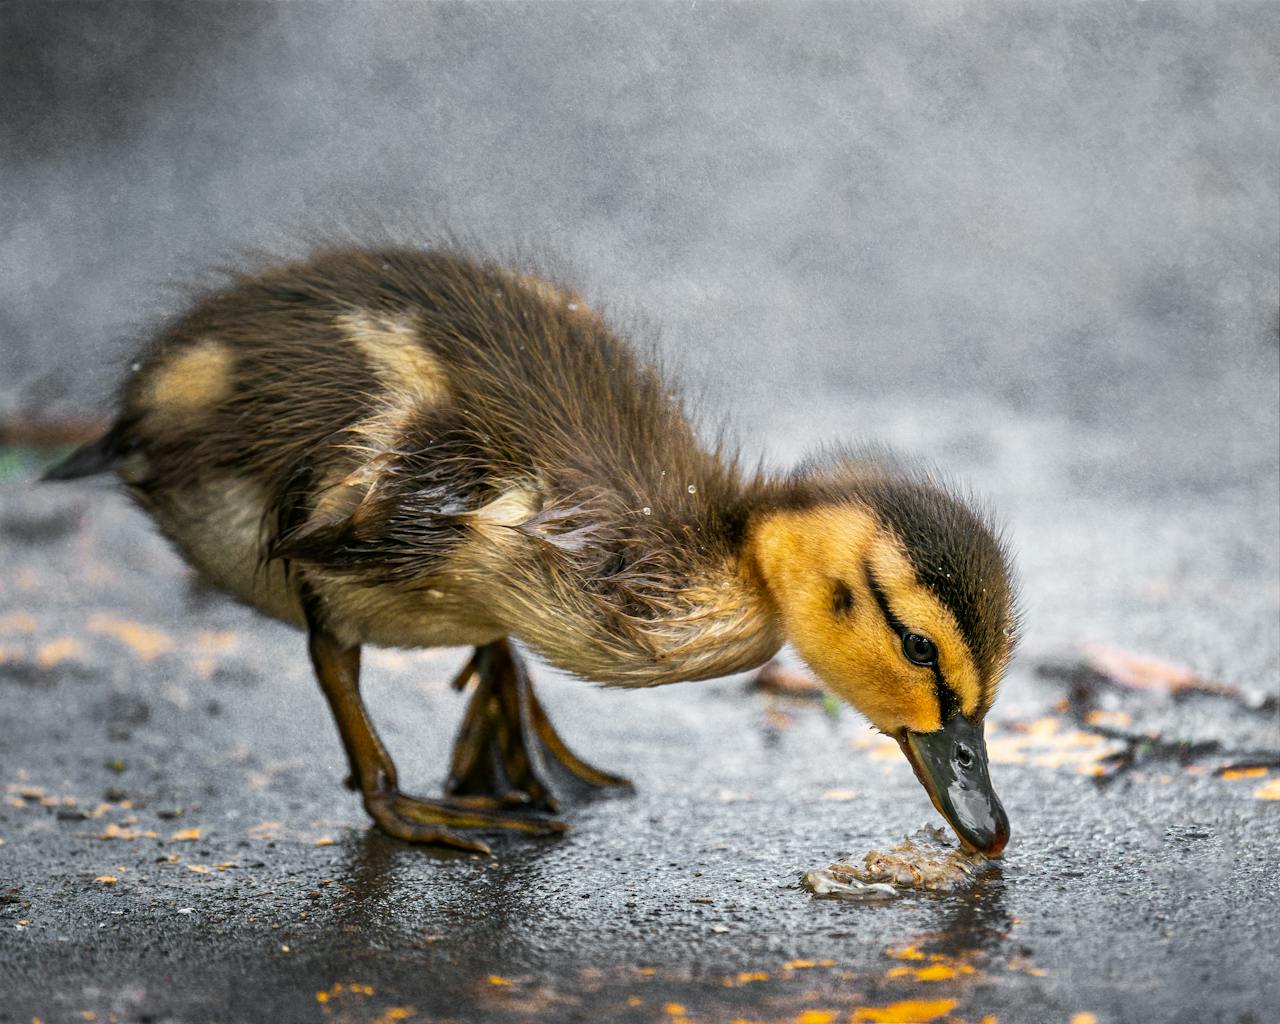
[
  {"xmin": 365, "ymin": 791, "xmax": 569, "ymax": 853},
  {"xmin": 446, "ymin": 640, "xmax": 631, "ymax": 812}
]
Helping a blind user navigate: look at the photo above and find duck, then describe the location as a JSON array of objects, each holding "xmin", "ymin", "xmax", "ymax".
[{"xmin": 45, "ymin": 245, "xmax": 1020, "ymax": 857}]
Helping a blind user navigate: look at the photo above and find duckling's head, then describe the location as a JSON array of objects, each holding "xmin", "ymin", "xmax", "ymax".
[{"xmin": 750, "ymin": 451, "xmax": 1021, "ymax": 856}]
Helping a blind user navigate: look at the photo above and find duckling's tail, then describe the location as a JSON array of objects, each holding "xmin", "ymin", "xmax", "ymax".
[{"xmin": 40, "ymin": 423, "xmax": 126, "ymax": 482}]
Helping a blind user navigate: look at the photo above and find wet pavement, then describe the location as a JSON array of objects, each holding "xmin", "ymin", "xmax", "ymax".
[
  {"xmin": 1, "ymin": 388, "xmax": 1277, "ymax": 1024},
  {"xmin": 3, "ymin": 2, "xmax": 1278, "ymax": 1020}
]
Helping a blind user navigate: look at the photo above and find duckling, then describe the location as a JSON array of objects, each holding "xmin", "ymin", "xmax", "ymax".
[{"xmin": 46, "ymin": 246, "xmax": 1020, "ymax": 857}]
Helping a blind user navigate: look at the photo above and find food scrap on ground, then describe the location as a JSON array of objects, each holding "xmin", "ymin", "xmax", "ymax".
[
  {"xmin": 803, "ymin": 866, "xmax": 898, "ymax": 902},
  {"xmin": 804, "ymin": 827, "xmax": 992, "ymax": 900}
]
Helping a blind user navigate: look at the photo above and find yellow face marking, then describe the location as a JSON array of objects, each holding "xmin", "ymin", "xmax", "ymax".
[
  {"xmin": 142, "ymin": 340, "xmax": 234, "ymax": 419},
  {"xmin": 750, "ymin": 505, "xmax": 980, "ymax": 735},
  {"xmin": 865, "ymin": 536, "xmax": 983, "ymax": 719},
  {"xmin": 337, "ymin": 311, "xmax": 448, "ymax": 406}
]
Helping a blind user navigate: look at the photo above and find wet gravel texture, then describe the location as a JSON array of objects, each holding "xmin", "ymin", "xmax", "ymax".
[{"xmin": 2, "ymin": 386, "xmax": 1277, "ymax": 1024}]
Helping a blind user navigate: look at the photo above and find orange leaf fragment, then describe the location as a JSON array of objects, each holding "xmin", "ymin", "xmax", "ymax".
[
  {"xmin": 94, "ymin": 875, "xmax": 118, "ymax": 884},
  {"xmin": 886, "ymin": 945, "xmax": 926, "ymax": 961},
  {"xmin": 851, "ymin": 999, "xmax": 957, "ymax": 1023},
  {"xmin": 1254, "ymin": 778, "xmax": 1280, "ymax": 801},
  {"xmin": 1220, "ymin": 767, "xmax": 1267, "ymax": 780},
  {"xmin": 87, "ymin": 614, "xmax": 174, "ymax": 662},
  {"xmin": 168, "ymin": 827, "xmax": 201, "ymax": 842},
  {"xmin": 37, "ymin": 638, "xmax": 83, "ymax": 669},
  {"xmin": 1084, "ymin": 709, "xmax": 1132, "ymax": 728}
]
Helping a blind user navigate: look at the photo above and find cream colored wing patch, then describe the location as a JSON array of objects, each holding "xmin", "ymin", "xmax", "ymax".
[
  {"xmin": 337, "ymin": 311, "xmax": 448, "ymax": 405},
  {"xmin": 472, "ymin": 486, "xmax": 542, "ymax": 532}
]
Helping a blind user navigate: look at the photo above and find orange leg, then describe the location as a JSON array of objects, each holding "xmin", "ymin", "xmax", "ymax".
[{"xmin": 305, "ymin": 608, "xmax": 566, "ymax": 855}]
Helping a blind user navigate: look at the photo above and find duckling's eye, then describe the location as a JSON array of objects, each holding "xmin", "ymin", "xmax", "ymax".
[{"xmin": 902, "ymin": 632, "xmax": 937, "ymax": 666}]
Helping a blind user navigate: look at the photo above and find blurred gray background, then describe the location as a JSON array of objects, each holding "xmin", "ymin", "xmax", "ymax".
[{"xmin": 2, "ymin": 1, "xmax": 1277, "ymax": 673}]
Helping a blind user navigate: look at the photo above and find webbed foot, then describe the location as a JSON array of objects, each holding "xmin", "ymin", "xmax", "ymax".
[
  {"xmin": 304, "ymin": 598, "xmax": 568, "ymax": 853},
  {"xmin": 445, "ymin": 640, "xmax": 632, "ymax": 810},
  {"xmin": 365, "ymin": 781, "xmax": 568, "ymax": 855}
]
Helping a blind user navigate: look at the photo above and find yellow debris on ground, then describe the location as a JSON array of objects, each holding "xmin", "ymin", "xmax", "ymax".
[
  {"xmin": 1220, "ymin": 767, "xmax": 1267, "ymax": 780},
  {"xmin": 850, "ymin": 998, "xmax": 958, "ymax": 1023},
  {"xmin": 86, "ymin": 614, "xmax": 174, "ymax": 661},
  {"xmin": 1253, "ymin": 778, "xmax": 1280, "ymax": 800}
]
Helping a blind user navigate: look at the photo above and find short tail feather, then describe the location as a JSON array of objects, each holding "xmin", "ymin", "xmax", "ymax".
[{"xmin": 40, "ymin": 424, "xmax": 125, "ymax": 482}]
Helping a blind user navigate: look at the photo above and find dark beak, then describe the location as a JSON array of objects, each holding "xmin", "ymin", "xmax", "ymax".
[{"xmin": 896, "ymin": 715, "xmax": 1010, "ymax": 857}]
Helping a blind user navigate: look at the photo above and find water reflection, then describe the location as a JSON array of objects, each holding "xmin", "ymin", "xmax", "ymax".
[{"xmin": 322, "ymin": 825, "xmax": 564, "ymax": 962}]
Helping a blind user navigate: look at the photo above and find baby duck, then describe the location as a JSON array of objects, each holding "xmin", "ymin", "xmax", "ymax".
[{"xmin": 47, "ymin": 246, "xmax": 1019, "ymax": 857}]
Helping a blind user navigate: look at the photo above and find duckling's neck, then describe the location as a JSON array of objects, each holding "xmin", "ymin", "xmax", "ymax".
[{"xmin": 511, "ymin": 548, "xmax": 784, "ymax": 687}]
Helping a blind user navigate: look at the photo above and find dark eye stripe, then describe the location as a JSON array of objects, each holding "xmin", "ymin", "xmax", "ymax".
[
  {"xmin": 865, "ymin": 566, "xmax": 962, "ymax": 724},
  {"xmin": 865, "ymin": 566, "xmax": 908, "ymax": 637}
]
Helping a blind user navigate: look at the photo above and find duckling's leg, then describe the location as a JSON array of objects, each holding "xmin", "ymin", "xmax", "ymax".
[
  {"xmin": 445, "ymin": 639, "xmax": 631, "ymax": 810},
  {"xmin": 305, "ymin": 613, "xmax": 568, "ymax": 853}
]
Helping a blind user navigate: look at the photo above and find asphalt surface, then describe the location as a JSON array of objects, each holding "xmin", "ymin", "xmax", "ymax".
[{"xmin": 2, "ymin": 387, "xmax": 1277, "ymax": 1024}]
